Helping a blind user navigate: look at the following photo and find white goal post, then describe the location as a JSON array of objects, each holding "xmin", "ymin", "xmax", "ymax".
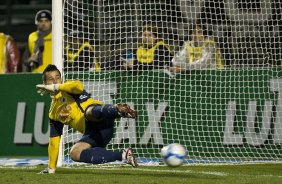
[
  {"xmin": 53, "ymin": 0, "xmax": 282, "ymax": 166},
  {"xmin": 52, "ymin": 0, "xmax": 64, "ymax": 167}
]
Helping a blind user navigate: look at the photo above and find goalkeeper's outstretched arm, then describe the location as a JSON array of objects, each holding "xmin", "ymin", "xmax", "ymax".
[
  {"xmin": 38, "ymin": 118, "xmax": 64, "ymax": 174},
  {"xmin": 36, "ymin": 80, "xmax": 84, "ymax": 95},
  {"xmin": 38, "ymin": 136, "xmax": 60, "ymax": 174},
  {"xmin": 48, "ymin": 136, "xmax": 61, "ymax": 170}
]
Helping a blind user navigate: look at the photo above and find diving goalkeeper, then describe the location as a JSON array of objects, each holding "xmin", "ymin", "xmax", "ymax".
[{"xmin": 36, "ymin": 64, "xmax": 138, "ymax": 174}]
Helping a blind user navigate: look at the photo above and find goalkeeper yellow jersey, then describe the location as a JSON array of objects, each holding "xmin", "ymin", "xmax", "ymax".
[{"xmin": 48, "ymin": 80, "xmax": 103, "ymax": 133}]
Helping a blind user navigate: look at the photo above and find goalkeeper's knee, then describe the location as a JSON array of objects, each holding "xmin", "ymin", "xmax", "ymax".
[{"xmin": 85, "ymin": 104, "xmax": 118, "ymax": 122}]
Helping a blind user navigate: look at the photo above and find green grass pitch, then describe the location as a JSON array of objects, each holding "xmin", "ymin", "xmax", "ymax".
[{"xmin": 0, "ymin": 164, "xmax": 281, "ymax": 184}]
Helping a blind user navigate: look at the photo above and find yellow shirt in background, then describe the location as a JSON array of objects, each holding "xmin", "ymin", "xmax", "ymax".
[{"xmin": 28, "ymin": 31, "xmax": 52, "ymax": 73}]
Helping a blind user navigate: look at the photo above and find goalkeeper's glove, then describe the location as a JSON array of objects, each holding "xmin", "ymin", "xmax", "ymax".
[
  {"xmin": 36, "ymin": 84, "xmax": 59, "ymax": 96},
  {"xmin": 38, "ymin": 168, "xmax": 56, "ymax": 174}
]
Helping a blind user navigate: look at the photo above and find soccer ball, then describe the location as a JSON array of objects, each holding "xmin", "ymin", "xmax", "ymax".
[{"xmin": 160, "ymin": 143, "xmax": 186, "ymax": 167}]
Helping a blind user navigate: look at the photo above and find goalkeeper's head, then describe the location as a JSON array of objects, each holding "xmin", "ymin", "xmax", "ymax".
[{"xmin": 42, "ymin": 64, "xmax": 62, "ymax": 85}]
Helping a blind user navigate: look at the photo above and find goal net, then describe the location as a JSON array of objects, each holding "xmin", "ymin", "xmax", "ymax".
[{"xmin": 60, "ymin": 0, "xmax": 282, "ymax": 166}]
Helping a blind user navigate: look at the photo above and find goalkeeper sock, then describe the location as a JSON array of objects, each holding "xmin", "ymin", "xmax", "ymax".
[
  {"xmin": 80, "ymin": 147, "xmax": 122, "ymax": 164},
  {"xmin": 91, "ymin": 104, "xmax": 118, "ymax": 119}
]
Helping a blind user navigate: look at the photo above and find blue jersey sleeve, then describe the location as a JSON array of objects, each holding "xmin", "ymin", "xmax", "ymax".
[{"xmin": 49, "ymin": 119, "xmax": 64, "ymax": 137}]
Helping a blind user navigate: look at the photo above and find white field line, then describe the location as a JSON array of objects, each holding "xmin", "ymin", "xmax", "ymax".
[
  {"xmin": 70, "ymin": 167, "xmax": 229, "ymax": 176},
  {"xmin": 125, "ymin": 168, "xmax": 228, "ymax": 176},
  {"xmin": 2, "ymin": 166, "xmax": 282, "ymax": 178},
  {"xmin": 82, "ymin": 167, "xmax": 282, "ymax": 178}
]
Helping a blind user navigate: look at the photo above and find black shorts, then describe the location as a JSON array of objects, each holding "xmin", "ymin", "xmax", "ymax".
[{"xmin": 78, "ymin": 117, "xmax": 115, "ymax": 148}]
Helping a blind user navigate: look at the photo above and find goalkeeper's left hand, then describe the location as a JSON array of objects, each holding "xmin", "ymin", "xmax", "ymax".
[
  {"xmin": 37, "ymin": 168, "xmax": 56, "ymax": 174},
  {"xmin": 36, "ymin": 84, "xmax": 59, "ymax": 96}
]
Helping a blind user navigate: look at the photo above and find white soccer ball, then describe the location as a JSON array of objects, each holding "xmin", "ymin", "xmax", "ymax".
[{"xmin": 160, "ymin": 143, "xmax": 186, "ymax": 167}]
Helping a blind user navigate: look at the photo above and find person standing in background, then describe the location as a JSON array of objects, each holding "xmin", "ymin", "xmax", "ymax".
[
  {"xmin": 23, "ymin": 10, "xmax": 52, "ymax": 72},
  {"xmin": 0, "ymin": 32, "xmax": 21, "ymax": 73},
  {"xmin": 64, "ymin": 30, "xmax": 100, "ymax": 72},
  {"xmin": 122, "ymin": 24, "xmax": 173, "ymax": 71},
  {"xmin": 171, "ymin": 23, "xmax": 224, "ymax": 72}
]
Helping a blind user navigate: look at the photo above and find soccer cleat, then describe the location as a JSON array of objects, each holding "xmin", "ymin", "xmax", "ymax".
[
  {"xmin": 116, "ymin": 103, "xmax": 137, "ymax": 119},
  {"xmin": 122, "ymin": 148, "xmax": 138, "ymax": 167},
  {"xmin": 37, "ymin": 168, "xmax": 55, "ymax": 174}
]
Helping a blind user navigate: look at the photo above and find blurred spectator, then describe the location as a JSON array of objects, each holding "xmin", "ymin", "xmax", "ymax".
[
  {"xmin": 122, "ymin": 24, "xmax": 173, "ymax": 70},
  {"xmin": 23, "ymin": 10, "xmax": 52, "ymax": 72},
  {"xmin": 64, "ymin": 30, "xmax": 100, "ymax": 72},
  {"xmin": 170, "ymin": 23, "xmax": 224, "ymax": 72},
  {"xmin": 0, "ymin": 32, "xmax": 21, "ymax": 73}
]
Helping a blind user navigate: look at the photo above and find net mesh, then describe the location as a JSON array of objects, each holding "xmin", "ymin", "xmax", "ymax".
[{"xmin": 62, "ymin": 0, "xmax": 282, "ymax": 165}]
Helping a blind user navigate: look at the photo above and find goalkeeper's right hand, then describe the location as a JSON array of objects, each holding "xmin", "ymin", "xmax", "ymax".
[
  {"xmin": 36, "ymin": 84, "xmax": 59, "ymax": 96},
  {"xmin": 38, "ymin": 168, "xmax": 55, "ymax": 174}
]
